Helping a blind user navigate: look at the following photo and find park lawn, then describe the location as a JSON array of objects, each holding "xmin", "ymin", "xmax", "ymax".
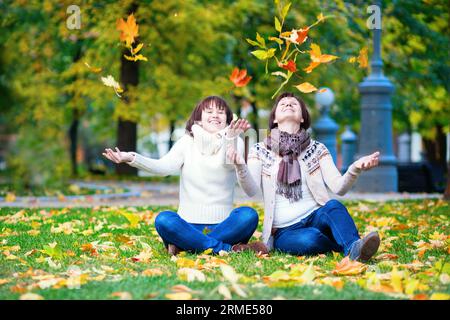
[{"xmin": 0, "ymin": 199, "xmax": 448, "ymax": 300}]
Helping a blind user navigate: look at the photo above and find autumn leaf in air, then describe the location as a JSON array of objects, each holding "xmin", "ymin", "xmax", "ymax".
[
  {"xmin": 348, "ymin": 47, "xmax": 368, "ymax": 69},
  {"xmin": 84, "ymin": 62, "xmax": 102, "ymax": 73},
  {"xmin": 309, "ymin": 43, "xmax": 338, "ymax": 64},
  {"xmin": 278, "ymin": 60, "xmax": 297, "ymax": 72},
  {"xmin": 229, "ymin": 67, "xmax": 252, "ymax": 87},
  {"xmin": 101, "ymin": 75, "xmax": 124, "ymax": 97},
  {"xmin": 116, "ymin": 13, "xmax": 139, "ymax": 48},
  {"xmin": 295, "ymin": 82, "xmax": 317, "ymax": 93}
]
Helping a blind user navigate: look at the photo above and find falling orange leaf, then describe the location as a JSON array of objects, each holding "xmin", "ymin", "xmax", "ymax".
[
  {"xmin": 310, "ymin": 43, "xmax": 338, "ymax": 63},
  {"xmin": 349, "ymin": 47, "xmax": 368, "ymax": 69},
  {"xmin": 294, "ymin": 82, "xmax": 317, "ymax": 93},
  {"xmin": 116, "ymin": 13, "xmax": 139, "ymax": 47},
  {"xmin": 229, "ymin": 67, "xmax": 252, "ymax": 87},
  {"xmin": 303, "ymin": 61, "xmax": 320, "ymax": 74},
  {"xmin": 278, "ymin": 60, "xmax": 297, "ymax": 72},
  {"xmin": 332, "ymin": 256, "xmax": 367, "ymax": 276},
  {"xmin": 283, "ymin": 28, "xmax": 309, "ymax": 45}
]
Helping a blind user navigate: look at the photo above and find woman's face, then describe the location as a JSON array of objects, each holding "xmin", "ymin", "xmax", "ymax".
[
  {"xmin": 200, "ymin": 102, "xmax": 228, "ymax": 134},
  {"xmin": 274, "ymin": 97, "xmax": 303, "ymax": 125}
]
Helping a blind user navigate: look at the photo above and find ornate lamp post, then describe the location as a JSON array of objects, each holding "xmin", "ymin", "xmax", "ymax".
[
  {"xmin": 354, "ymin": 0, "xmax": 398, "ymax": 192},
  {"xmin": 313, "ymin": 87, "xmax": 339, "ymax": 164}
]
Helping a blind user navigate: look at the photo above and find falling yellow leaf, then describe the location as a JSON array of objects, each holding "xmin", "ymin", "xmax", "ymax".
[
  {"xmin": 309, "ymin": 43, "xmax": 338, "ymax": 63},
  {"xmin": 84, "ymin": 62, "xmax": 102, "ymax": 73},
  {"xmin": 295, "ymin": 82, "xmax": 317, "ymax": 93},
  {"xmin": 132, "ymin": 43, "xmax": 144, "ymax": 55}
]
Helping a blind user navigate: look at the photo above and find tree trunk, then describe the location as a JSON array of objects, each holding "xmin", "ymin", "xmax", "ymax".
[
  {"xmin": 69, "ymin": 109, "xmax": 80, "ymax": 177},
  {"xmin": 116, "ymin": 3, "xmax": 139, "ymax": 176},
  {"xmin": 422, "ymin": 125, "xmax": 447, "ymax": 193},
  {"xmin": 68, "ymin": 45, "xmax": 83, "ymax": 177},
  {"xmin": 444, "ymin": 163, "xmax": 450, "ymax": 200},
  {"xmin": 422, "ymin": 125, "xmax": 446, "ymax": 168}
]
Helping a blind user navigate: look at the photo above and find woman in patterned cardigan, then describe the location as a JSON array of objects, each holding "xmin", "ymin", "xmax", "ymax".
[{"xmin": 227, "ymin": 92, "xmax": 381, "ymax": 262}]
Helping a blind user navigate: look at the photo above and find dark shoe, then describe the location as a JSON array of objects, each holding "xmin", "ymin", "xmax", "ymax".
[
  {"xmin": 232, "ymin": 241, "xmax": 269, "ymax": 255},
  {"xmin": 167, "ymin": 244, "xmax": 182, "ymax": 256},
  {"xmin": 349, "ymin": 231, "xmax": 380, "ymax": 262}
]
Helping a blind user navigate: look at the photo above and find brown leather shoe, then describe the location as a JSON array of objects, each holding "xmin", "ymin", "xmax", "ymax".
[
  {"xmin": 232, "ymin": 241, "xmax": 269, "ymax": 255},
  {"xmin": 167, "ymin": 244, "xmax": 182, "ymax": 256}
]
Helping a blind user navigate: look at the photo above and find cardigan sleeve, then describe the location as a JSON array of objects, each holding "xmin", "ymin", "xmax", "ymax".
[
  {"xmin": 318, "ymin": 143, "xmax": 362, "ymax": 196},
  {"xmin": 234, "ymin": 144, "xmax": 262, "ymax": 198},
  {"xmin": 126, "ymin": 135, "xmax": 189, "ymax": 176}
]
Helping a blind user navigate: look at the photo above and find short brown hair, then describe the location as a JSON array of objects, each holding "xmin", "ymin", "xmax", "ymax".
[
  {"xmin": 185, "ymin": 96, "xmax": 233, "ymax": 136},
  {"xmin": 268, "ymin": 92, "xmax": 311, "ymax": 131}
]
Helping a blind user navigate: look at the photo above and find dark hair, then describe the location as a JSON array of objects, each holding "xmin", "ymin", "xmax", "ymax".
[
  {"xmin": 185, "ymin": 96, "xmax": 233, "ymax": 136},
  {"xmin": 268, "ymin": 92, "xmax": 311, "ymax": 131}
]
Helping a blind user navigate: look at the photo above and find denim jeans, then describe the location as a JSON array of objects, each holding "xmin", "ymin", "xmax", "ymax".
[
  {"xmin": 154, "ymin": 206, "xmax": 258, "ymax": 253},
  {"xmin": 274, "ymin": 200, "xmax": 360, "ymax": 256}
]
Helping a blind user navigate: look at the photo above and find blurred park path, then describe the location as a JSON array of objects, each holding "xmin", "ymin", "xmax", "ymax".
[{"xmin": 0, "ymin": 180, "xmax": 443, "ymax": 208}]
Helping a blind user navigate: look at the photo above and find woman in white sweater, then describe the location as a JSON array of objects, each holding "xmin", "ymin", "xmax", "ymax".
[
  {"xmin": 227, "ymin": 92, "xmax": 381, "ymax": 262},
  {"xmin": 103, "ymin": 96, "xmax": 268, "ymax": 255}
]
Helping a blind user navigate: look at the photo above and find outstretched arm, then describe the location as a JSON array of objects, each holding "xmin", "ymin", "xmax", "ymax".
[
  {"xmin": 102, "ymin": 135, "xmax": 188, "ymax": 176},
  {"xmin": 320, "ymin": 145, "xmax": 379, "ymax": 196}
]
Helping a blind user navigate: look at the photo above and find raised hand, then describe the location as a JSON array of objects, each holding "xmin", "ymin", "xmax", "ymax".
[
  {"xmin": 354, "ymin": 151, "xmax": 380, "ymax": 171},
  {"xmin": 102, "ymin": 147, "xmax": 134, "ymax": 164},
  {"xmin": 226, "ymin": 144, "xmax": 246, "ymax": 165},
  {"xmin": 226, "ymin": 118, "xmax": 252, "ymax": 139}
]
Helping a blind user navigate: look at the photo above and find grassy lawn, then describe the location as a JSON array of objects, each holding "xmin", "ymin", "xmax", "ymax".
[{"xmin": 0, "ymin": 199, "xmax": 448, "ymax": 300}]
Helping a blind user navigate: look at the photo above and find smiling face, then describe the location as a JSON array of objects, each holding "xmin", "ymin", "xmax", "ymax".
[
  {"xmin": 274, "ymin": 96, "xmax": 303, "ymax": 126},
  {"xmin": 200, "ymin": 102, "xmax": 228, "ymax": 134}
]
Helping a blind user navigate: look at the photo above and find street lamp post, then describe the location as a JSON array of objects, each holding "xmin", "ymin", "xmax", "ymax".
[
  {"xmin": 354, "ymin": 0, "xmax": 398, "ymax": 192},
  {"xmin": 313, "ymin": 87, "xmax": 339, "ymax": 164}
]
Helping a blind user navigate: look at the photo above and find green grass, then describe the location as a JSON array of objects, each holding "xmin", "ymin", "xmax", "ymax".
[{"xmin": 0, "ymin": 199, "xmax": 448, "ymax": 300}]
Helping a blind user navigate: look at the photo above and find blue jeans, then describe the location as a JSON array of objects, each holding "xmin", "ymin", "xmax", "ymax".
[
  {"xmin": 274, "ymin": 200, "xmax": 360, "ymax": 256},
  {"xmin": 154, "ymin": 206, "xmax": 258, "ymax": 253}
]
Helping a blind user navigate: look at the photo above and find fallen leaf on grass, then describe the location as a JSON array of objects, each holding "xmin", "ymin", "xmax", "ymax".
[
  {"xmin": 332, "ymin": 256, "xmax": 367, "ymax": 276},
  {"xmin": 111, "ymin": 291, "xmax": 132, "ymax": 300},
  {"xmin": 177, "ymin": 268, "xmax": 206, "ymax": 282},
  {"xmin": 165, "ymin": 292, "xmax": 192, "ymax": 300},
  {"xmin": 19, "ymin": 293, "xmax": 44, "ymax": 300}
]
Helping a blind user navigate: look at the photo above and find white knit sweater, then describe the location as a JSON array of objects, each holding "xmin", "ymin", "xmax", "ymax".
[{"xmin": 126, "ymin": 124, "xmax": 245, "ymax": 224}]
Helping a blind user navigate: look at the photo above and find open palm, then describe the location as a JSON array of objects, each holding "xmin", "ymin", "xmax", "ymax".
[
  {"xmin": 102, "ymin": 147, "xmax": 134, "ymax": 163},
  {"xmin": 354, "ymin": 151, "xmax": 380, "ymax": 171}
]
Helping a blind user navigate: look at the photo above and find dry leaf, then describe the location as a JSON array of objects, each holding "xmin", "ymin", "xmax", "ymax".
[
  {"xmin": 295, "ymin": 82, "xmax": 317, "ymax": 93},
  {"xmin": 332, "ymin": 256, "xmax": 367, "ymax": 276},
  {"xmin": 229, "ymin": 67, "xmax": 252, "ymax": 87},
  {"xmin": 165, "ymin": 292, "xmax": 192, "ymax": 300}
]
